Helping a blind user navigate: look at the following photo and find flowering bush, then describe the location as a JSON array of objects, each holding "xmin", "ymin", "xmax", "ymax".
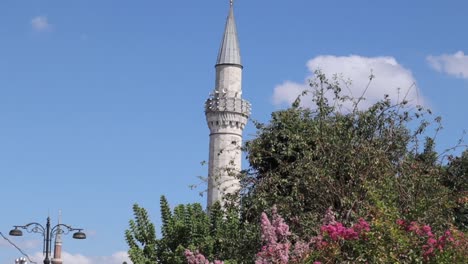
[
  {"xmin": 255, "ymin": 207, "xmax": 292, "ymax": 264},
  {"xmin": 395, "ymin": 219, "xmax": 468, "ymax": 263},
  {"xmin": 306, "ymin": 209, "xmax": 371, "ymax": 263},
  {"xmin": 255, "ymin": 207, "xmax": 372, "ymax": 264},
  {"xmin": 185, "ymin": 208, "xmax": 467, "ymax": 264}
]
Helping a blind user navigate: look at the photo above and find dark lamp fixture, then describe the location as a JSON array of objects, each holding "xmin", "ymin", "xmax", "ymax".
[
  {"xmin": 72, "ymin": 231, "xmax": 86, "ymax": 239},
  {"xmin": 9, "ymin": 228, "xmax": 23, "ymax": 236}
]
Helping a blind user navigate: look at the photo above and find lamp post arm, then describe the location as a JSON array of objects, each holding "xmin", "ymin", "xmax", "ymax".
[
  {"xmin": 15, "ymin": 222, "xmax": 46, "ymax": 235},
  {"xmin": 50, "ymin": 223, "xmax": 84, "ymax": 240},
  {"xmin": 51, "ymin": 224, "xmax": 81, "ymax": 233}
]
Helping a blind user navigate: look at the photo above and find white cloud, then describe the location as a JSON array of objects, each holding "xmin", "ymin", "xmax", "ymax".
[
  {"xmin": 273, "ymin": 55, "xmax": 423, "ymax": 109},
  {"xmin": 31, "ymin": 16, "xmax": 52, "ymax": 32},
  {"xmin": 20, "ymin": 240, "xmax": 42, "ymax": 249},
  {"xmin": 0, "ymin": 236, "xmax": 41, "ymax": 249},
  {"xmin": 31, "ymin": 251, "xmax": 132, "ymax": 264},
  {"xmin": 427, "ymin": 51, "xmax": 468, "ymax": 79},
  {"xmin": 272, "ymin": 81, "xmax": 306, "ymax": 106}
]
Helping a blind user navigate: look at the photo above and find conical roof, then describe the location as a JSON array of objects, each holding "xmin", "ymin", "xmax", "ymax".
[{"xmin": 216, "ymin": 5, "xmax": 241, "ymax": 66}]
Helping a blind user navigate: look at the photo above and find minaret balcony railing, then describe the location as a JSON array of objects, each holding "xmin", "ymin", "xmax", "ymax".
[{"xmin": 205, "ymin": 96, "xmax": 251, "ymax": 117}]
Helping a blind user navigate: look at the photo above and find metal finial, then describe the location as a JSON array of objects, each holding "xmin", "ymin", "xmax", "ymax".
[{"xmin": 230, "ymin": 0, "xmax": 233, "ymax": 7}]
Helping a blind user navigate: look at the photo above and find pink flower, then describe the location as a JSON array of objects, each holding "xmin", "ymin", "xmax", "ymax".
[
  {"xmin": 352, "ymin": 218, "xmax": 371, "ymax": 235},
  {"xmin": 444, "ymin": 230, "xmax": 452, "ymax": 238},
  {"xmin": 422, "ymin": 225, "xmax": 431, "ymax": 233},
  {"xmin": 271, "ymin": 209, "xmax": 291, "ymax": 241},
  {"xmin": 320, "ymin": 241, "xmax": 328, "ymax": 248},
  {"xmin": 310, "ymin": 235, "xmax": 328, "ymax": 249},
  {"xmin": 274, "ymin": 221, "xmax": 291, "ymax": 240},
  {"xmin": 185, "ymin": 249, "xmax": 223, "ymax": 264},
  {"xmin": 396, "ymin": 219, "xmax": 406, "ymax": 227},
  {"xmin": 185, "ymin": 249, "xmax": 209, "ymax": 264},
  {"xmin": 408, "ymin": 221, "xmax": 419, "ymax": 232},
  {"xmin": 256, "ymin": 208, "xmax": 294, "ymax": 264},
  {"xmin": 290, "ymin": 241, "xmax": 310, "ymax": 262},
  {"xmin": 422, "ymin": 245, "xmax": 435, "ymax": 259},
  {"xmin": 427, "ymin": 237, "xmax": 437, "ymax": 245},
  {"xmin": 321, "ymin": 219, "xmax": 369, "ymax": 241},
  {"xmin": 343, "ymin": 229, "xmax": 359, "ymax": 240},
  {"xmin": 256, "ymin": 243, "xmax": 291, "ymax": 264},
  {"xmin": 260, "ymin": 212, "xmax": 277, "ymax": 244},
  {"xmin": 421, "ymin": 225, "xmax": 435, "ymax": 237},
  {"xmin": 323, "ymin": 207, "xmax": 336, "ymax": 225}
]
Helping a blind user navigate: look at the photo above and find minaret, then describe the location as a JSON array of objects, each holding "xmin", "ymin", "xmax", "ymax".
[
  {"xmin": 51, "ymin": 211, "xmax": 63, "ymax": 264},
  {"xmin": 205, "ymin": 0, "xmax": 251, "ymax": 207}
]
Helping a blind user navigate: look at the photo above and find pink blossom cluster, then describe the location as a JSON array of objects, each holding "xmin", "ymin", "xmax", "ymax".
[
  {"xmin": 320, "ymin": 218, "xmax": 370, "ymax": 241},
  {"xmin": 396, "ymin": 220, "xmax": 456, "ymax": 260},
  {"xmin": 289, "ymin": 241, "xmax": 310, "ymax": 263},
  {"xmin": 256, "ymin": 207, "xmax": 364, "ymax": 264},
  {"xmin": 184, "ymin": 249, "xmax": 223, "ymax": 264},
  {"xmin": 256, "ymin": 207, "xmax": 292, "ymax": 264},
  {"xmin": 309, "ymin": 235, "xmax": 328, "ymax": 250},
  {"xmin": 322, "ymin": 207, "xmax": 337, "ymax": 225}
]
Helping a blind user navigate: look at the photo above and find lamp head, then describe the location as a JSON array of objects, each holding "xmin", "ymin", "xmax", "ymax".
[
  {"xmin": 72, "ymin": 230, "xmax": 86, "ymax": 239},
  {"xmin": 9, "ymin": 228, "xmax": 23, "ymax": 237}
]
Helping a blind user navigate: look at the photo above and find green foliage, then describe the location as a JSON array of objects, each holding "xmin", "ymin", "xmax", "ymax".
[
  {"xmin": 125, "ymin": 196, "xmax": 258, "ymax": 264},
  {"xmin": 157, "ymin": 197, "xmax": 212, "ymax": 264},
  {"xmin": 125, "ymin": 204, "xmax": 158, "ymax": 264},
  {"xmin": 444, "ymin": 150, "xmax": 468, "ymax": 230}
]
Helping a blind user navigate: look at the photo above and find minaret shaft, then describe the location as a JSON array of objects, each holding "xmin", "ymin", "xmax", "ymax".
[
  {"xmin": 205, "ymin": 3, "xmax": 250, "ymax": 207},
  {"xmin": 215, "ymin": 65, "xmax": 242, "ymax": 98},
  {"xmin": 52, "ymin": 211, "xmax": 63, "ymax": 264}
]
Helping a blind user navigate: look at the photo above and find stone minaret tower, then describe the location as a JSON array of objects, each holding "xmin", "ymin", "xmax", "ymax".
[
  {"xmin": 205, "ymin": 0, "xmax": 251, "ymax": 207},
  {"xmin": 51, "ymin": 211, "xmax": 63, "ymax": 264}
]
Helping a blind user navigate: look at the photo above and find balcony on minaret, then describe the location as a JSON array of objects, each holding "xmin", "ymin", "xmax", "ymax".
[{"xmin": 205, "ymin": 96, "xmax": 251, "ymax": 116}]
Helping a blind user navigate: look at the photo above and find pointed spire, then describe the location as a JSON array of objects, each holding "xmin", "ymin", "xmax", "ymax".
[{"xmin": 216, "ymin": 1, "xmax": 241, "ymax": 66}]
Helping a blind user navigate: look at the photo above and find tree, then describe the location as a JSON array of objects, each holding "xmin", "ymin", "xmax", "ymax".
[
  {"xmin": 240, "ymin": 71, "xmax": 458, "ymax": 237},
  {"xmin": 125, "ymin": 196, "xmax": 256, "ymax": 264}
]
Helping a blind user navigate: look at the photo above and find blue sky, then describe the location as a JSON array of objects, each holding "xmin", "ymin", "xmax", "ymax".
[{"xmin": 0, "ymin": 0, "xmax": 467, "ymax": 263}]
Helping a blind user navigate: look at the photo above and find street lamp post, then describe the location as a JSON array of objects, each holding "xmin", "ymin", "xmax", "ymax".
[{"xmin": 9, "ymin": 217, "xmax": 86, "ymax": 264}]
